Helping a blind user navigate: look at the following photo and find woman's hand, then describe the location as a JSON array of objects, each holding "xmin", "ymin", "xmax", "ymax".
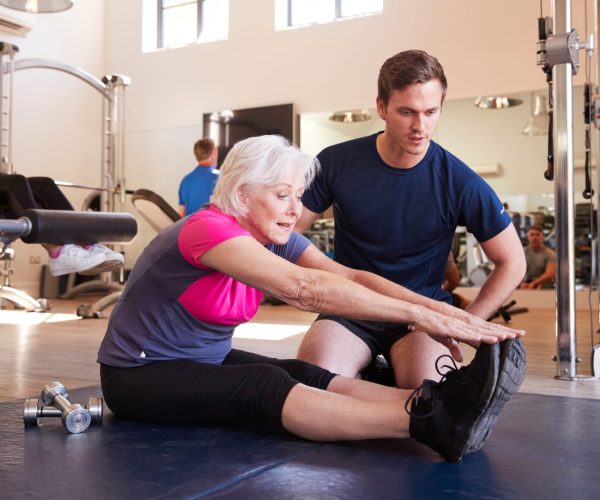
[{"xmin": 409, "ymin": 304, "xmax": 524, "ymax": 362}]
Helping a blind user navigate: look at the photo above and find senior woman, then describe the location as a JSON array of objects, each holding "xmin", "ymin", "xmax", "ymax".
[{"xmin": 97, "ymin": 135, "xmax": 525, "ymax": 463}]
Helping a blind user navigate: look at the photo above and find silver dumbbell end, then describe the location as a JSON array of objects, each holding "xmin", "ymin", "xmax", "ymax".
[
  {"xmin": 41, "ymin": 381, "xmax": 69, "ymax": 405},
  {"xmin": 86, "ymin": 397, "xmax": 104, "ymax": 425},
  {"xmin": 63, "ymin": 404, "xmax": 91, "ymax": 434},
  {"xmin": 23, "ymin": 398, "xmax": 41, "ymax": 426}
]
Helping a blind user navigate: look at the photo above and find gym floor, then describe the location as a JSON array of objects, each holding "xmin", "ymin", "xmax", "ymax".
[{"xmin": 1, "ymin": 297, "xmax": 600, "ymax": 499}]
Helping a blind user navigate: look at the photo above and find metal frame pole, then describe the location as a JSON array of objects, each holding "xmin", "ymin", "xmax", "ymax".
[{"xmin": 553, "ymin": 0, "xmax": 579, "ymax": 379}]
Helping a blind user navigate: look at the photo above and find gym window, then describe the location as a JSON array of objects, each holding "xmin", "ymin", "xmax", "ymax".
[
  {"xmin": 275, "ymin": 0, "xmax": 383, "ymax": 30},
  {"xmin": 142, "ymin": 0, "xmax": 228, "ymax": 52}
]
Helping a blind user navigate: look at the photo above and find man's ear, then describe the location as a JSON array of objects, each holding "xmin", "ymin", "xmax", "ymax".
[{"xmin": 376, "ymin": 97, "xmax": 386, "ymax": 121}]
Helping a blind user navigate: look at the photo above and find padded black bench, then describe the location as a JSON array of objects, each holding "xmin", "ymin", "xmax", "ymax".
[{"xmin": 1, "ymin": 209, "xmax": 137, "ymax": 312}]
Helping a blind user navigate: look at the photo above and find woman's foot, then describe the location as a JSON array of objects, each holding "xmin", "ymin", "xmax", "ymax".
[{"xmin": 408, "ymin": 339, "xmax": 525, "ymax": 463}]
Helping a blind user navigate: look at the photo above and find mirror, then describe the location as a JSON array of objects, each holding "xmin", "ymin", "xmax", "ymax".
[{"xmin": 299, "ymin": 86, "xmax": 595, "ymax": 288}]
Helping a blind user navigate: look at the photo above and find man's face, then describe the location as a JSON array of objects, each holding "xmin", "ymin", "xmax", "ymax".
[
  {"xmin": 527, "ymin": 228, "xmax": 544, "ymax": 249},
  {"xmin": 376, "ymin": 79, "xmax": 443, "ymax": 161}
]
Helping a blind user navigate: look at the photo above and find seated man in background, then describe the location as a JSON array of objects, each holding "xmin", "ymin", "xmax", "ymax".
[
  {"xmin": 519, "ymin": 224, "xmax": 556, "ymax": 289},
  {"xmin": 0, "ymin": 173, "xmax": 124, "ymax": 276},
  {"xmin": 178, "ymin": 138, "xmax": 219, "ymax": 217}
]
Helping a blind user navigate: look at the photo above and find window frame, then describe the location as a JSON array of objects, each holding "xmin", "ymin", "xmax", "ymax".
[
  {"xmin": 286, "ymin": 0, "xmax": 379, "ymax": 28},
  {"xmin": 157, "ymin": 0, "xmax": 203, "ymax": 50}
]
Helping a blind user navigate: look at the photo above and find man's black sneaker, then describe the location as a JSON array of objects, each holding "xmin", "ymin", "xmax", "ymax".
[
  {"xmin": 408, "ymin": 342, "xmax": 500, "ymax": 463},
  {"xmin": 362, "ymin": 355, "xmax": 396, "ymax": 387},
  {"xmin": 465, "ymin": 338, "xmax": 526, "ymax": 454}
]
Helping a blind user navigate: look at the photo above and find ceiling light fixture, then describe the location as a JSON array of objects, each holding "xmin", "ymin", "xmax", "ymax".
[
  {"xmin": 329, "ymin": 109, "xmax": 372, "ymax": 123},
  {"xmin": 474, "ymin": 96, "xmax": 524, "ymax": 109},
  {"xmin": 0, "ymin": 0, "xmax": 73, "ymax": 13}
]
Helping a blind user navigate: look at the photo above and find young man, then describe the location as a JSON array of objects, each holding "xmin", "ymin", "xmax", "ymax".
[
  {"xmin": 178, "ymin": 138, "xmax": 219, "ymax": 217},
  {"xmin": 519, "ymin": 224, "xmax": 556, "ymax": 289},
  {"xmin": 295, "ymin": 50, "xmax": 526, "ymax": 388}
]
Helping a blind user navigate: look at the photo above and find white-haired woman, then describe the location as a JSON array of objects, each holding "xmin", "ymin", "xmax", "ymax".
[{"xmin": 97, "ymin": 135, "xmax": 525, "ymax": 463}]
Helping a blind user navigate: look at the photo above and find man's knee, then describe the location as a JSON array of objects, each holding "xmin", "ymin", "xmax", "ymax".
[
  {"xmin": 297, "ymin": 321, "xmax": 371, "ymax": 378},
  {"xmin": 390, "ymin": 332, "xmax": 450, "ymax": 389}
]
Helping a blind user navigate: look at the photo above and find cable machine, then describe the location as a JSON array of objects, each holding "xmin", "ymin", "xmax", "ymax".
[{"xmin": 536, "ymin": 0, "xmax": 600, "ymax": 379}]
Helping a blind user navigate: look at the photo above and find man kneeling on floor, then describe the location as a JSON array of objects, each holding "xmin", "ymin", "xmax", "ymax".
[{"xmin": 97, "ymin": 135, "xmax": 526, "ymax": 463}]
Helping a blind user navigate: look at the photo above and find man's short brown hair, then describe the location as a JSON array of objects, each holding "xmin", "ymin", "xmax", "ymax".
[
  {"xmin": 194, "ymin": 138, "xmax": 216, "ymax": 162},
  {"xmin": 528, "ymin": 224, "xmax": 544, "ymax": 234},
  {"xmin": 377, "ymin": 50, "xmax": 448, "ymax": 106}
]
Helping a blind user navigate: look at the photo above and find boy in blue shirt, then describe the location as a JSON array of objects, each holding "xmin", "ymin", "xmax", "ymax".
[{"xmin": 178, "ymin": 138, "xmax": 219, "ymax": 216}]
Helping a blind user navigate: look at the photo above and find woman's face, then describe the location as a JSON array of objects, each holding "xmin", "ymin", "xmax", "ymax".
[{"xmin": 238, "ymin": 165, "xmax": 305, "ymax": 245}]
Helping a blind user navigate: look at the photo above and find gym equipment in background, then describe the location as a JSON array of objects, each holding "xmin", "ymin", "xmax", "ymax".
[
  {"xmin": 0, "ymin": 209, "xmax": 137, "ymax": 311},
  {"xmin": 303, "ymin": 218, "xmax": 334, "ymax": 258},
  {"xmin": 0, "ymin": 42, "xmax": 132, "ymax": 317},
  {"xmin": 535, "ymin": 0, "xmax": 600, "ymax": 380},
  {"xmin": 131, "ymin": 188, "xmax": 181, "ymax": 232}
]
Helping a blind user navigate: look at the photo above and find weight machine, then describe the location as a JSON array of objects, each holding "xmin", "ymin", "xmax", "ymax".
[
  {"xmin": 0, "ymin": 41, "xmax": 132, "ymax": 317},
  {"xmin": 535, "ymin": 0, "xmax": 600, "ymax": 378}
]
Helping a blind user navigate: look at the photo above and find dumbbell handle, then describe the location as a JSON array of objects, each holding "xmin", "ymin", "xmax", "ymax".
[
  {"xmin": 52, "ymin": 393, "xmax": 74, "ymax": 413},
  {"xmin": 49, "ymin": 400, "xmax": 102, "ymax": 424},
  {"xmin": 36, "ymin": 405, "xmax": 63, "ymax": 418},
  {"xmin": 37, "ymin": 404, "xmax": 102, "ymax": 423}
]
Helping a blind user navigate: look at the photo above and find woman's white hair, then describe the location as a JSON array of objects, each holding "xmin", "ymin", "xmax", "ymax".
[{"xmin": 211, "ymin": 135, "xmax": 319, "ymax": 217}]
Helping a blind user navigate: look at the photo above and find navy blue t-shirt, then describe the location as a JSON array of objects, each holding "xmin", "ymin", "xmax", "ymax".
[{"xmin": 302, "ymin": 133, "xmax": 511, "ymax": 302}]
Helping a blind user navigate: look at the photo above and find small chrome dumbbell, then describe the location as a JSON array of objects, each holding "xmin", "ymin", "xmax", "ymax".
[{"xmin": 23, "ymin": 382, "xmax": 103, "ymax": 433}]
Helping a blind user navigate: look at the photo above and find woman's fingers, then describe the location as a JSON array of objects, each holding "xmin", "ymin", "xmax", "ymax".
[
  {"xmin": 415, "ymin": 308, "xmax": 526, "ymax": 353},
  {"xmin": 440, "ymin": 302, "xmax": 525, "ymax": 338}
]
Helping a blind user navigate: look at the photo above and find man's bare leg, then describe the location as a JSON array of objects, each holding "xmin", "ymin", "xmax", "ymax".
[
  {"xmin": 389, "ymin": 330, "xmax": 454, "ymax": 389},
  {"xmin": 297, "ymin": 320, "xmax": 372, "ymax": 378}
]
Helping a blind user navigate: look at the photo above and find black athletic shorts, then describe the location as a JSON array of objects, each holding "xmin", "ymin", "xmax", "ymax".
[
  {"xmin": 100, "ymin": 349, "xmax": 336, "ymax": 426},
  {"xmin": 315, "ymin": 314, "xmax": 411, "ymax": 359}
]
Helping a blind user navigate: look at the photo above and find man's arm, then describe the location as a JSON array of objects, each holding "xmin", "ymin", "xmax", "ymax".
[
  {"xmin": 178, "ymin": 205, "xmax": 186, "ymax": 217},
  {"xmin": 466, "ymin": 225, "xmax": 526, "ymax": 319},
  {"xmin": 295, "ymin": 243, "xmax": 523, "ymax": 361},
  {"xmin": 295, "ymin": 206, "xmax": 322, "ymax": 234}
]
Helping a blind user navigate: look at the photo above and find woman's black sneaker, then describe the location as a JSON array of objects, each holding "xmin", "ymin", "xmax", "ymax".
[
  {"xmin": 465, "ymin": 338, "xmax": 526, "ymax": 454},
  {"xmin": 407, "ymin": 343, "xmax": 500, "ymax": 463}
]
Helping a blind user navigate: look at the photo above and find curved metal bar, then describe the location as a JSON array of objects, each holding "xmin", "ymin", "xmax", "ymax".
[
  {"xmin": 11, "ymin": 58, "xmax": 110, "ymax": 99},
  {"xmin": 0, "ymin": 285, "xmax": 47, "ymax": 312}
]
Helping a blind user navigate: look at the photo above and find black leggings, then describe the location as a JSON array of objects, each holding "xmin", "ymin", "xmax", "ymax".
[
  {"xmin": 100, "ymin": 349, "xmax": 336, "ymax": 425},
  {"xmin": 0, "ymin": 174, "xmax": 73, "ymax": 217}
]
